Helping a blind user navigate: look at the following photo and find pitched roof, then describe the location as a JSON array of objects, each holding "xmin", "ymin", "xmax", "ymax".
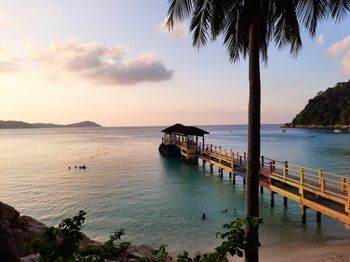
[{"xmin": 161, "ymin": 123, "xmax": 209, "ymax": 136}]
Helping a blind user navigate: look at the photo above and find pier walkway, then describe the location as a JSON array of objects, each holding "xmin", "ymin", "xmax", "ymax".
[
  {"xmin": 198, "ymin": 144, "xmax": 350, "ymax": 225},
  {"xmin": 159, "ymin": 123, "xmax": 350, "ymax": 225}
]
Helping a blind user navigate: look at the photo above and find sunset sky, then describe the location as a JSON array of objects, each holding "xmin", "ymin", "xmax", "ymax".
[{"xmin": 1, "ymin": 1, "xmax": 350, "ymax": 126}]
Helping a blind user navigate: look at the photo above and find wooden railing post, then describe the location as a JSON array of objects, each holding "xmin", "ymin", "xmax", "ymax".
[
  {"xmin": 219, "ymin": 146, "xmax": 221, "ymax": 155},
  {"xmin": 261, "ymin": 156, "xmax": 264, "ymax": 167},
  {"xmin": 225, "ymin": 149, "xmax": 228, "ymax": 157},
  {"xmin": 284, "ymin": 161, "xmax": 288, "ymax": 175},
  {"xmin": 319, "ymin": 169, "xmax": 323, "ymax": 184},
  {"xmin": 269, "ymin": 162, "xmax": 273, "ymax": 173},
  {"xmin": 342, "ymin": 177, "xmax": 346, "ymax": 192},
  {"xmin": 321, "ymin": 178, "xmax": 325, "ymax": 193},
  {"xmin": 244, "ymin": 152, "xmax": 247, "ymax": 162},
  {"xmin": 347, "ymin": 183, "xmax": 350, "ymax": 213},
  {"xmin": 299, "ymin": 168, "xmax": 304, "ymax": 195}
]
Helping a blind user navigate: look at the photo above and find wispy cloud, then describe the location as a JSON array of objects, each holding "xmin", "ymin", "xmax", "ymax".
[
  {"xmin": 341, "ymin": 50, "xmax": 350, "ymax": 74},
  {"xmin": 325, "ymin": 35, "xmax": 350, "ymax": 57},
  {"xmin": 325, "ymin": 35, "xmax": 350, "ymax": 75},
  {"xmin": 158, "ymin": 18, "xmax": 188, "ymax": 39},
  {"xmin": 32, "ymin": 39, "xmax": 174, "ymax": 85},
  {"xmin": 0, "ymin": 61, "xmax": 20, "ymax": 72},
  {"xmin": 0, "ymin": 47, "xmax": 21, "ymax": 73},
  {"xmin": 316, "ymin": 34, "xmax": 325, "ymax": 45}
]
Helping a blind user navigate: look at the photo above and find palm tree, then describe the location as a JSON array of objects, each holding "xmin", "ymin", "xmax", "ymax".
[{"xmin": 166, "ymin": 1, "xmax": 350, "ymax": 261}]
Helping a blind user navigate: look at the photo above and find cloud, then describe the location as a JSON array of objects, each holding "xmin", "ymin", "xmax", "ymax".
[
  {"xmin": 0, "ymin": 47, "xmax": 21, "ymax": 73},
  {"xmin": 0, "ymin": 61, "xmax": 20, "ymax": 72},
  {"xmin": 341, "ymin": 50, "xmax": 350, "ymax": 74},
  {"xmin": 33, "ymin": 39, "xmax": 174, "ymax": 85},
  {"xmin": 325, "ymin": 35, "xmax": 350, "ymax": 57},
  {"xmin": 291, "ymin": 80, "xmax": 304, "ymax": 85},
  {"xmin": 316, "ymin": 34, "xmax": 325, "ymax": 45},
  {"xmin": 159, "ymin": 18, "xmax": 188, "ymax": 39}
]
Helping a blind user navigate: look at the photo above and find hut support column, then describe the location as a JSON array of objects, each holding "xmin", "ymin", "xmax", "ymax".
[
  {"xmin": 283, "ymin": 197, "xmax": 288, "ymax": 207},
  {"xmin": 260, "ymin": 186, "xmax": 263, "ymax": 194},
  {"xmin": 232, "ymin": 175, "xmax": 236, "ymax": 184}
]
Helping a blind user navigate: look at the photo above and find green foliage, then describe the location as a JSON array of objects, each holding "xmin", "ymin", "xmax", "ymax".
[
  {"xmin": 201, "ymin": 216, "xmax": 263, "ymax": 262},
  {"xmin": 32, "ymin": 211, "xmax": 262, "ymax": 262},
  {"xmin": 152, "ymin": 245, "xmax": 171, "ymax": 262},
  {"xmin": 176, "ymin": 217, "xmax": 263, "ymax": 262},
  {"xmin": 32, "ymin": 210, "xmax": 86, "ymax": 262},
  {"xmin": 292, "ymin": 81, "xmax": 350, "ymax": 126},
  {"xmin": 32, "ymin": 211, "xmax": 130, "ymax": 262}
]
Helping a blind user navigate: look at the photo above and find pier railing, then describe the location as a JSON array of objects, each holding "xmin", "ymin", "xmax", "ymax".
[{"xmin": 198, "ymin": 142, "xmax": 350, "ymax": 216}]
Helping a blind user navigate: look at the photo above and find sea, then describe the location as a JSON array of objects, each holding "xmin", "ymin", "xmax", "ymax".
[{"xmin": 1, "ymin": 125, "xmax": 350, "ymax": 254}]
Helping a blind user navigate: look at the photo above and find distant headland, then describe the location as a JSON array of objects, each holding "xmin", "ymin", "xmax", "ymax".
[
  {"xmin": 0, "ymin": 120, "xmax": 102, "ymax": 129},
  {"xmin": 283, "ymin": 80, "xmax": 350, "ymax": 129}
]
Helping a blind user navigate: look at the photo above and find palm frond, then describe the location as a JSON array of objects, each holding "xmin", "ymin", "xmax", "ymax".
[
  {"xmin": 296, "ymin": 0, "xmax": 327, "ymax": 36},
  {"xmin": 328, "ymin": 0, "xmax": 350, "ymax": 22},
  {"xmin": 190, "ymin": 0, "xmax": 212, "ymax": 48},
  {"xmin": 166, "ymin": 0, "xmax": 194, "ymax": 29},
  {"xmin": 273, "ymin": 0, "xmax": 302, "ymax": 55}
]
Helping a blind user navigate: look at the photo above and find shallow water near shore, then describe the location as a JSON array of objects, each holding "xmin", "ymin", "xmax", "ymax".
[{"xmin": 1, "ymin": 125, "xmax": 350, "ymax": 254}]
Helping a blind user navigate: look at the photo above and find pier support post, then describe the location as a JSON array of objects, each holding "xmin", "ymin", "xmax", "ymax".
[
  {"xmin": 270, "ymin": 192, "xmax": 275, "ymax": 207},
  {"xmin": 316, "ymin": 211, "xmax": 321, "ymax": 223},
  {"xmin": 243, "ymin": 178, "xmax": 246, "ymax": 185},
  {"xmin": 302, "ymin": 206, "xmax": 307, "ymax": 224},
  {"xmin": 210, "ymin": 164, "xmax": 213, "ymax": 172},
  {"xmin": 232, "ymin": 175, "xmax": 236, "ymax": 185},
  {"xmin": 283, "ymin": 197, "xmax": 288, "ymax": 207},
  {"xmin": 202, "ymin": 160, "xmax": 206, "ymax": 167},
  {"xmin": 260, "ymin": 186, "xmax": 263, "ymax": 194},
  {"xmin": 220, "ymin": 168, "xmax": 223, "ymax": 178},
  {"xmin": 229, "ymin": 172, "xmax": 232, "ymax": 178}
]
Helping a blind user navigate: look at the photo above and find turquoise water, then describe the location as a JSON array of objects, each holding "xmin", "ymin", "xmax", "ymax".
[{"xmin": 1, "ymin": 125, "xmax": 350, "ymax": 254}]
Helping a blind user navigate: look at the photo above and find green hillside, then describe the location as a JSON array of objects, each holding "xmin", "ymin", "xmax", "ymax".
[{"xmin": 291, "ymin": 80, "xmax": 350, "ymax": 127}]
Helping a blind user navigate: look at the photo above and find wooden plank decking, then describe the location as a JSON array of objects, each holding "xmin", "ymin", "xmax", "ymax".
[{"xmin": 180, "ymin": 143, "xmax": 350, "ymax": 225}]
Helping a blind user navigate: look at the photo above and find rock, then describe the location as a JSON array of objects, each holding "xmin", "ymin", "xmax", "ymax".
[
  {"xmin": 123, "ymin": 245, "xmax": 173, "ymax": 262},
  {"xmin": 20, "ymin": 254, "xmax": 40, "ymax": 262},
  {"xmin": 80, "ymin": 232, "xmax": 101, "ymax": 249},
  {"xmin": 0, "ymin": 202, "xmax": 45, "ymax": 261}
]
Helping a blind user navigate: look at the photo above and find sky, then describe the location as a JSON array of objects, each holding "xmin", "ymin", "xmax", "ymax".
[{"xmin": 1, "ymin": 1, "xmax": 350, "ymax": 127}]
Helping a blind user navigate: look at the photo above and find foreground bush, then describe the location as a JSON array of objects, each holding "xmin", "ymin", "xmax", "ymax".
[{"xmin": 32, "ymin": 211, "xmax": 262, "ymax": 261}]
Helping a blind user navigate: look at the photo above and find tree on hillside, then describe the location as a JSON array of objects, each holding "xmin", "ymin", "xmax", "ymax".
[{"xmin": 166, "ymin": 1, "xmax": 350, "ymax": 261}]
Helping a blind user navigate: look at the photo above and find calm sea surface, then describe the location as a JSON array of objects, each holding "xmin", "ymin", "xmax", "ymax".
[{"xmin": 1, "ymin": 125, "xmax": 350, "ymax": 253}]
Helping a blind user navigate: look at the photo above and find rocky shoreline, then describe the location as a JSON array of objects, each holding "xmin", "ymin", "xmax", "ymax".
[{"xmin": 0, "ymin": 202, "xmax": 158, "ymax": 262}]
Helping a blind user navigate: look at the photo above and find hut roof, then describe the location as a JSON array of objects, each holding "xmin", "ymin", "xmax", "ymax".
[{"xmin": 161, "ymin": 123, "xmax": 209, "ymax": 136}]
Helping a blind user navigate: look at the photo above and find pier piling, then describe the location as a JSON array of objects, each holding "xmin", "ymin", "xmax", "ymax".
[
  {"xmin": 317, "ymin": 211, "xmax": 321, "ymax": 223},
  {"xmin": 302, "ymin": 206, "xmax": 307, "ymax": 224},
  {"xmin": 270, "ymin": 192, "xmax": 275, "ymax": 207}
]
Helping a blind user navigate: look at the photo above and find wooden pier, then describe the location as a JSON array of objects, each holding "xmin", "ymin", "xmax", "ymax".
[{"xmin": 160, "ymin": 124, "xmax": 350, "ymax": 226}]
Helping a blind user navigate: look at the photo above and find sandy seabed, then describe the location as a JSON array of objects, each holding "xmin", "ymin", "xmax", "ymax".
[{"xmin": 229, "ymin": 239, "xmax": 350, "ymax": 262}]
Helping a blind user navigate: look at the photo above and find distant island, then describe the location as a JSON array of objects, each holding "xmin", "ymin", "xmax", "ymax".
[
  {"xmin": 0, "ymin": 120, "xmax": 102, "ymax": 129},
  {"xmin": 283, "ymin": 80, "xmax": 350, "ymax": 128}
]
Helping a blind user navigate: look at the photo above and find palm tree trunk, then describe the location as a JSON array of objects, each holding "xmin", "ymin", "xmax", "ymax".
[{"xmin": 245, "ymin": 20, "xmax": 261, "ymax": 262}]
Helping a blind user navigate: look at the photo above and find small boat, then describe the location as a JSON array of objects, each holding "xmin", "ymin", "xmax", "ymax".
[{"xmin": 334, "ymin": 129, "xmax": 342, "ymax": 133}]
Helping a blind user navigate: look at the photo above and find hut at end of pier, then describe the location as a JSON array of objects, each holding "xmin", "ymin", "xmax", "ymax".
[{"xmin": 159, "ymin": 123, "xmax": 209, "ymax": 162}]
